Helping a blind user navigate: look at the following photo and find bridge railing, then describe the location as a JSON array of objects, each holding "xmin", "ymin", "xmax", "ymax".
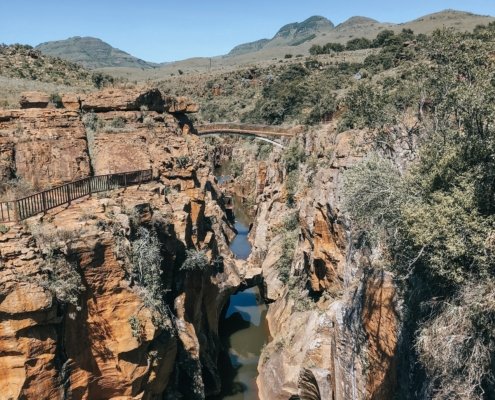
[
  {"xmin": 0, "ymin": 169, "xmax": 153, "ymax": 223},
  {"xmin": 195, "ymin": 123, "xmax": 300, "ymax": 136}
]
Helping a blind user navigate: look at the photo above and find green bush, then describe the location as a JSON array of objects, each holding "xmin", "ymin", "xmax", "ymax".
[
  {"xmin": 339, "ymin": 83, "xmax": 395, "ymax": 131},
  {"xmin": 346, "ymin": 37, "xmax": 372, "ymax": 51},
  {"xmin": 275, "ymin": 233, "xmax": 297, "ymax": 284},
  {"xmin": 49, "ymin": 93, "xmax": 63, "ymax": 108},
  {"xmin": 256, "ymin": 142, "xmax": 273, "ymax": 160},
  {"xmin": 342, "ymin": 154, "xmax": 404, "ymax": 244},
  {"xmin": 285, "ymin": 170, "xmax": 299, "ymax": 208},
  {"xmin": 82, "ymin": 111, "xmax": 102, "ymax": 132},
  {"xmin": 92, "ymin": 72, "xmax": 114, "ymax": 88},
  {"xmin": 128, "ymin": 315, "xmax": 145, "ymax": 343},
  {"xmin": 110, "ymin": 116, "xmax": 126, "ymax": 129},
  {"xmin": 283, "ymin": 141, "xmax": 306, "ymax": 173},
  {"xmin": 283, "ymin": 212, "xmax": 299, "ymax": 232}
]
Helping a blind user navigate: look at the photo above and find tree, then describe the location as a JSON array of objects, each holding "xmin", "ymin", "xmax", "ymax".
[
  {"xmin": 372, "ymin": 30, "xmax": 395, "ymax": 47},
  {"xmin": 346, "ymin": 37, "xmax": 371, "ymax": 51}
]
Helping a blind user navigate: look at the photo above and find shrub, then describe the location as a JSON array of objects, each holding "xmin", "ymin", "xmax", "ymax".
[
  {"xmin": 338, "ymin": 83, "xmax": 395, "ymax": 131},
  {"xmin": 31, "ymin": 225, "xmax": 80, "ymax": 256},
  {"xmin": 81, "ymin": 111, "xmax": 101, "ymax": 132},
  {"xmin": 40, "ymin": 255, "xmax": 84, "ymax": 309},
  {"xmin": 181, "ymin": 249, "xmax": 209, "ymax": 271},
  {"xmin": 341, "ymin": 154, "xmax": 404, "ymax": 243},
  {"xmin": 372, "ymin": 30, "xmax": 395, "ymax": 48},
  {"xmin": 284, "ymin": 54, "xmax": 293, "ymax": 59},
  {"xmin": 0, "ymin": 224, "xmax": 10, "ymax": 234},
  {"xmin": 283, "ymin": 141, "xmax": 306, "ymax": 173},
  {"xmin": 309, "ymin": 42, "xmax": 345, "ymax": 55},
  {"xmin": 229, "ymin": 160, "xmax": 243, "ymax": 177},
  {"xmin": 346, "ymin": 37, "xmax": 372, "ymax": 51},
  {"xmin": 92, "ymin": 72, "xmax": 114, "ymax": 88},
  {"xmin": 256, "ymin": 142, "xmax": 272, "ymax": 160},
  {"xmin": 110, "ymin": 116, "xmax": 126, "ymax": 129},
  {"xmin": 283, "ymin": 212, "xmax": 299, "ymax": 232},
  {"xmin": 49, "ymin": 93, "xmax": 63, "ymax": 108},
  {"xmin": 285, "ymin": 170, "xmax": 299, "ymax": 208},
  {"xmin": 275, "ymin": 233, "xmax": 297, "ymax": 284},
  {"xmin": 143, "ymin": 115, "xmax": 155, "ymax": 130},
  {"xmin": 128, "ymin": 315, "xmax": 145, "ymax": 343},
  {"xmin": 130, "ymin": 227, "xmax": 170, "ymax": 328},
  {"xmin": 417, "ymin": 281, "xmax": 495, "ymax": 400},
  {"xmin": 175, "ymin": 156, "xmax": 190, "ymax": 169}
]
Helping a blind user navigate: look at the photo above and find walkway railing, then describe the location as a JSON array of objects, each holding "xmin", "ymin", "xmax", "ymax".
[
  {"xmin": 195, "ymin": 123, "xmax": 300, "ymax": 137},
  {"xmin": 0, "ymin": 169, "xmax": 153, "ymax": 223}
]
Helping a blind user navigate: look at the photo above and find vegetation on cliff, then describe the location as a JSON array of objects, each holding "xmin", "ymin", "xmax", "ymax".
[
  {"xmin": 342, "ymin": 24, "xmax": 495, "ymax": 399},
  {"xmin": 0, "ymin": 44, "xmax": 115, "ymax": 87}
]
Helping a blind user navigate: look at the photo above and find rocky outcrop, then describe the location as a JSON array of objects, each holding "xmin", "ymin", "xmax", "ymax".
[
  {"xmin": 82, "ymin": 88, "xmax": 166, "ymax": 112},
  {"xmin": 0, "ymin": 182, "xmax": 240, "ymax": 399},
  {"xmin": 19, "ymin": 91, "xmax": 51, "ymax": 109},
  {"xmin": 164, "ymin": 96, "xmax": 200, "ymax": 114},
  {"xmin": 241, "ymin": 124, "xmax": 400, "ymax": 400},
  {"xmin": 0, "ymin": 108, "xmax": 91, "ymax": 188},
  {"xmin": 0, "ymin": 87, "xmax": 246, "ymax": 399},
  {"xmin": 0, "ymin": 88, "xmax": 199, "ymax": 191}
]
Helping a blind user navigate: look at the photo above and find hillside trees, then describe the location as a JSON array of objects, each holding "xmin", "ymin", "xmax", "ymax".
[
  {"xmin": 342, "ymin": 27, "xmax": 495, "ymax": 399},
  {"xmin": 244, "ymin": 63, "xmax": 337, "ymax": 125}
]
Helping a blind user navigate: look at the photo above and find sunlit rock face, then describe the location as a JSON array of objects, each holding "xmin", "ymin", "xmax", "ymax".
[{"xmin": 0, "ymin": 87, "xmax": 251, "ymax": 399}]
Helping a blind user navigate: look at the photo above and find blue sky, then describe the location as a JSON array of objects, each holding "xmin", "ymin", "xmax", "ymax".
[{"xmin": 1, "ymin": 1, "xmax": 494, "ymax": 62}]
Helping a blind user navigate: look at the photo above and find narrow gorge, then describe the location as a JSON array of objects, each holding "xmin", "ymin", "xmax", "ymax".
[{"xmin": 0, "ymin": 88, "xmax": 400, "ymax": 400}]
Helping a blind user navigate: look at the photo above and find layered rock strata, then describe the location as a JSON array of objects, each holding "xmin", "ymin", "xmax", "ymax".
[
  {"xmin": 0, "ymin": 88, "xmax": 256, "ymax": 399},
  {"xmin": 233, "ymin": 124, "xmax": 402, "ymax": 400}
]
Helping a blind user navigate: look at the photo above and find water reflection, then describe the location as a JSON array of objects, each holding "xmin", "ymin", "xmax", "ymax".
[
  {"xmin": 212, "ymin": 164, "xmax": 268, "ymax": 400},
  {"xmin": 217, "ymin": 287, "xmax": 268, "ymax": 400}
]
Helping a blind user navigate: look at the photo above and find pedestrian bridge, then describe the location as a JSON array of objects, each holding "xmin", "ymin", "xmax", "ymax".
[{"xmin": 194, "ymin": 123, "xmax": 301, "ymax": 148}]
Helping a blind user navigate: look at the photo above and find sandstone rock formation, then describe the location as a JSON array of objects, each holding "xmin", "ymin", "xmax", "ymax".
[
  {"xmin": 0, "ymin": 87, "xmax": 247, "ymax": 399},
  {"xmin": 19, "ymin": 91, "xmax": 51, "ymax": 109},
  {"xmin": 0, "ymin": 108, "xmax": 91, "ymax": 188},
  {"xmin": 222, "ymin": 123, "xmax": 400, "ymax": 400},
  {"xmin": 0, "ymin": 87, "xmax": 405, "ymax": 400}
]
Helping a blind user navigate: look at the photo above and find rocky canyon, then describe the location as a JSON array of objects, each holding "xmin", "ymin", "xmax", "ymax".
[{"xmin": 0, "ymin": 87, "xmax": 402, "ymax": 400}]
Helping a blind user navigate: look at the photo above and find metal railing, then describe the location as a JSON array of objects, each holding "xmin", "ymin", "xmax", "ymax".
[
  {"xmin": 0, "ymin": 169, "xmax": 153, "ymax": 223},
  {"xmin": 195, "ymin": 123, "xmax": 300, "ymax": 137}
]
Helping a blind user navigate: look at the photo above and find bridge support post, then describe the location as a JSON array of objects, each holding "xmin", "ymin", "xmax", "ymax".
[
  {"xmin": 41, "ymin": 191, "xmax": 47, "ymax": 215},
  {"xmin": 66, "ymin": 185, "xmax": 71, "ymax": 205}
]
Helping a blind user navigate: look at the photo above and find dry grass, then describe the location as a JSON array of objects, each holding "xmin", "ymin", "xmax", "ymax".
[{"xmin": 417, "ymin": 281, "xmax": 495, "ymax": 400}]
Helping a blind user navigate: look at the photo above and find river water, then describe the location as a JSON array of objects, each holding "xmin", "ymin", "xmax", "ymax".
[{"xmin": 213, "ymin": 171, "xmax": 269, "ymax": 400}]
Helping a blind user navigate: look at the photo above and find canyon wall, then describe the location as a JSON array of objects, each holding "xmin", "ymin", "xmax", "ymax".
[
  {"xmin": 224, "ymin": 125, "xmax": 402, "ymax": 400},
  {"xmin": 0, "ymin": 88, "xmax": 407, "ymax": 399},
  {"xmin": 0, "ymin": 89, "xmax": 254, "ymax": 399}
]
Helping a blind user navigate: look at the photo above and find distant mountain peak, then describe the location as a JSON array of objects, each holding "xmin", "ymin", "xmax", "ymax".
[
  {"xmin": 274, "ymin": 15, "xmax": 334, "ymax": 39},
  {"xmin": 336, "ymin": 16, "xmax": 379, "ymax": 29},
  {"xmin": 35, "ymin": 37, "xmax": 154, "ymax": 69}
]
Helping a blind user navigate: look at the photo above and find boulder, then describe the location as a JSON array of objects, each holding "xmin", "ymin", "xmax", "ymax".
[
  {"xmin": 19, "ymin": 91, "xmax": 50, "ymax": 109},
  {"xmin": 82, "ymin": 88, "xmax": 165, "ymax": 112},
  {"xmin": 164, "ymin": 96, "xmax": 199, "ymax": 113}
]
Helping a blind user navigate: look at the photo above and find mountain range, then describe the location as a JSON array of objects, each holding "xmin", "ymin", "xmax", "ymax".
[{"xmin": 35, "ymin": 10, "xmax": 494, "ymax": 70}]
